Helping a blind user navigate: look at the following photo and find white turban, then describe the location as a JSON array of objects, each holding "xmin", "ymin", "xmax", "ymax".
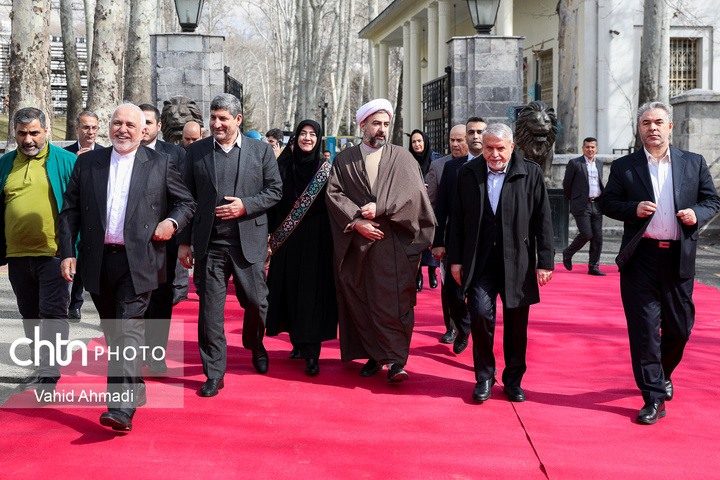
[{"xmin": 356, "ymin": 98, "xmax": 394, "ymax": 126}]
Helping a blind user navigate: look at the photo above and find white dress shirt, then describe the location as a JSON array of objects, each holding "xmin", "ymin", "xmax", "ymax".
[
  {"xmin": 213, "ymin": 133, "xmax": 242, "ymax": 153},
  {"xmin": 487, "ymin": 162, "xmax": 508, "ymax": 214},
  {"xmin": 586, "ymin": 156, "xmax": 602, "ymax": 199},
  {"xmin": 105, "ymin": 148, "xmax": 137, "ymax": 244},
  {"xmin": 643, "ymin": 147, "xmax": 679, "ymax": 240}
]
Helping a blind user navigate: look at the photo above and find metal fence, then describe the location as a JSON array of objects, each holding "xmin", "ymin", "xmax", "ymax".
[{"xmin": 422, "ymin": 71, "xmax": 450, "ymax": 156}]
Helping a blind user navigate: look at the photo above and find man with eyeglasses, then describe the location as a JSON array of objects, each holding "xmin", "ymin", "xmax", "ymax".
[
  {"xmin": 65, "ymin": 111, "xmax": 104, "ymax": 156},
  {"xmin": 64, "ymin": 111, "xmax": 104, "ymax": 323}
]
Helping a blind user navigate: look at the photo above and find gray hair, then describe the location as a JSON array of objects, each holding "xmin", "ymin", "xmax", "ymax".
[
  {"xmin": 76, "ymin": 110, "xmax": 99, "ymax": 125},
  {"xmin": 637, "ymin": 101, "xmax": 672, "ymax": 125},
  {"xmin": 110, "ymin": 103, "xmax": 147, "ymax": 126},
  {"xmin": 482, "ymin": 123, "xmax": 513, "ymax": 144},
  {"xmin": 14, "ymin": 107, "xmax": 46, "ymax": 129},
  {"xmin": 211, "ymin": 93, "xmax": 243, "ymax": 117}
]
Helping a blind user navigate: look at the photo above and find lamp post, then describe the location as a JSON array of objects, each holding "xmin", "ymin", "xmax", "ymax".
[
  {"xmin": 531, "ymin": 43, "xmax": 543, "ymax": 102},
  {"xmin": 466, "ymin": 0, "xmax": 501, "ymax": 35},
  {"xmin": 174, "ymin": 0, "xmax": 205, "ymax": 33},
  {"xmin": 319, "ymin": 101, "xmax": 328, "ymax": 149}
]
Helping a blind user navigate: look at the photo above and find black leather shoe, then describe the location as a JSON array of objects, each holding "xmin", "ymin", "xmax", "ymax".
[
  {"xmin": 36, "ymin": 377, "xmax": 58, "ymax": 400},
  {"xmin": 387, "ymin": 365, "xmax": 409, "ymax": 382},
  {"xmin": 588, "ymin": 268, "xmax": 606, "ymax": 276},
  {"xmin": 305, "ymin": 358, "xmax": 319, "ymax": 376},
  {"xmin": 562, "ymin": 250, "xmax": 572, "ymax": 271},
  {"xmin": 440, "ymin": 329, "xmax": 458, "ymax": 344},
  {"xmin": 637, "ymin": 402, "xmax": 666, "ymax": 425},
  {"xmin": 359, "ymin": 359, "xmax": 382, "ymax": 377},
  {"xmin": 472, "ymin": 378, "xmax": 495, "ymax": 403},
  {"xmin": 148, "ymin": 358, "xmax": 168, "ymax": 374},
  {"xmin": 199, "ymin": 378, "xmax": 224, "ymax": 397},
  {"xmin": 665, "ymin": 379, "xmax": 673, "ymax": 401},
  {"xmin": 503, "ymin": 385, "xmax": 526, "ymax": 402},
  {"xmin": 416, "ymin": 271, "xmax": 423, "ymax": 292},
  {"xmin": 100, "ymin": 410, "xmax": 132, "ymax": 431},
  {"xmin": 429, "ymin": 269, "xmax": 438, "ymax": 288},
  {"xmin": 289, "ymin": 348, "xmax": 301, "ymax": 360},
  {"xmin": 252, "ymin": 344, "xmax": 269, "ymax": 374},
  {"xmin": 453, "ymin": 332, "xmax": 469, "ymax": 354},
  {"xmin": 68, "ymin": 308, "xmax": 81, "ymax": 323}
]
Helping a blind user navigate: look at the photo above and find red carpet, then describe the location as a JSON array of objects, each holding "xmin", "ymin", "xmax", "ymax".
[{"xmin": 2, "ymin": 265, "xmax": 720, "ymax": 479}]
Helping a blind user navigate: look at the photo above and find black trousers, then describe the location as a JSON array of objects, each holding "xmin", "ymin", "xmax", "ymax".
[
  {"xmin": 194, "ymin": 244, "xmax": 268, "ymax": 379},
  {"xmin": 91, "ymin": 249, "xmax": 151, "ymax": 418},
  {"xmin": 144, "ymin": 240, "xmax": 179, "ymax": 358},
  {"xmin": 620, "ymin": 240, "xmax": 694, "ymax": 404},
  {"xmin": 440, "ymin": 257, "xmax": 471, "ymax": 335},
  {"xmin": 565, "ymin": 201, "xmax": 603, "ymax": 268},
  {"xmin": 465, "ymin": 254, "xmax": 529, "ymax": 387}
]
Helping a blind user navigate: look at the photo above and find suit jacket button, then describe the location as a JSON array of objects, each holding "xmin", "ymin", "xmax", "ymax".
[{"xmin": 145, "ymin": 225, "xmax": 149, "ymax": 229}]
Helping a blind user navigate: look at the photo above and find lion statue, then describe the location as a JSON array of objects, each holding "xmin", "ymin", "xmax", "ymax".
[
  {"xmin": 515, "ymin": 101, "xmax": 558, "ymax": 183},
  {"xmin": 161, "ymin": 96, "xmax": 204, "ymax": 145}
]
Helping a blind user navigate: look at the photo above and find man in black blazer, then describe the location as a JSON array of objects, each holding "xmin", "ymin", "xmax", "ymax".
[
  {"xmin": 602, "ymin": 102, "xmax": 720, "ymax": 424},
  {"xmin": 138, "ymin": 104, "xmax": 188, "ymax": 374},
  {"xmin": 59, "ymin": 104, "xmax": 196, "ymax": 431},
  {"xmin": 64, "ymin": 110, "xmax": 105, "ymax": 322},
  {"xmin": 562, "ymin": 137, "xmax": 605, "ymax": 275},
  {"xmin": 449, "ymin": 123, "xmax": 554, "ymax": 404},
  {"xmin": 177, "ymin": 93, "xmax": 282, "ymax": 397}
]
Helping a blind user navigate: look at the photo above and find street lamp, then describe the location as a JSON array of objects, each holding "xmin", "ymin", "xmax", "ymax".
[
  {"xmin": 466, "ymin": 0, "xmax": 501, "ymax": 35},
  {"xmin": 174, "ymin": 0, "xmax": 205, "ymax": 33},
  {"xmin": 318, "ymin": 101, "xmax": 328, "ymax": 149}
]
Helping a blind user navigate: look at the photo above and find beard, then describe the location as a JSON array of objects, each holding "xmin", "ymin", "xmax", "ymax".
[
  {"xmin": 364, "ymin": 131, "xmax": 386, "ymax": 148},
  {"xmin": 111, "ymin": 134, "xmax": 142, "ymax": 154}
]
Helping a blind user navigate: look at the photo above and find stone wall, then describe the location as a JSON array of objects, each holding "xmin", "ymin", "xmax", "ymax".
[
  {"xmin": 151, "ymin": 33, "xmax": 225, "ymax": 128},
  {"xmin": 447, "ymin": 35, "xmax": 524, "ymax": 127}
]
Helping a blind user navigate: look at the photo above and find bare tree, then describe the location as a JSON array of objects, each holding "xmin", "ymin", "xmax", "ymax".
[
  {"xmin": 636, "ymin": 0, "xmax": 668, "ymax": 147},
  {"xmin": 124, "ymin": 0, "xmax": 156, "ymax": 104},
  {"xmin": 83, "ymin": 0, "xmax": 96, "ymax": 60},
  {"xmin": 60, "ymin": 0, "xmax": 83, "ymax": 140},
  {"xmin": 87, "ymin": 0, "xmax": 126, "ymax": 144},
  {"xmin": 554, "ymin": 0, "xmax": 579, "ymax": 154},
  {"xmin": 328, "ymin": 0, "xmax": 354, "ymax": 135},
  {"xmin": 7, "ymin": 0, "xmax": 53, "ymax": 148}
]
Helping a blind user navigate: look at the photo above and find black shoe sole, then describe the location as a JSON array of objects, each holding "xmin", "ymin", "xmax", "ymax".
[{"xmin": 100, "ymin": 416, "xmax": 132, "ymax": 431}]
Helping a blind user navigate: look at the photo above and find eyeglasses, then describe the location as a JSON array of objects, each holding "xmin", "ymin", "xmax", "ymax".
[{"xmin": 80, "ymin": 126, "xmax": 99, "ymax": 132}]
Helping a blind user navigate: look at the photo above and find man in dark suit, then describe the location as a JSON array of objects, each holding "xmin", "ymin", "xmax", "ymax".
[
  {"xmin": 449, "ymin": 123, "xmax": 554, "ymax": 404},
  {"xmin": 64, "ymin": 110, "xmax": 104, "ymax": 322},
  {"xmin": 59, "ymin": 104, "xmax": 196, "ymax": 432},
  {"xmin": 138, "ymin": 104, "xmax": 188, "ymax": 374},
  {"xmin": 602, "ymin": 102, "xmax": 720, "ymax": 424},
  {"xmin": 562, "ymin": 137, "xmax": 605, "ymax": 276},
  {"xmin": 177, "ymin": 93, "xmax": 282, "ymax": 397},
  {"xmin": 432, "ymin": 117, "xmax": 486, "ymax": 353}
]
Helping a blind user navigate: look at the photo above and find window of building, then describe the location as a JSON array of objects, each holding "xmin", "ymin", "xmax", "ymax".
[
  {"xmin": 539, "ymin": 49, "xmax": 553, "ymax": 108},
  {"xmin": 670, "ymin": 37, "xmax": 698, "ymax": 97}
]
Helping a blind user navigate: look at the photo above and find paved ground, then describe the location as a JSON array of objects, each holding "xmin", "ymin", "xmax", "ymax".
[{"xmin": 1, "ymin": 232, "xmax": 719, "ymax": 407}]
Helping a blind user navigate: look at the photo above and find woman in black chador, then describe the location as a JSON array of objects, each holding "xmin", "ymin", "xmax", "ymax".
[{"xmin": 266, "ymin": 120, "xmax": 338, "ymax": 376}]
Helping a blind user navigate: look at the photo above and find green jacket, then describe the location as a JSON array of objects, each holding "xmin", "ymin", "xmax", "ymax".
[{"xmin": 0, "ymin": 143, "xmax": 77, "ymax": 265}]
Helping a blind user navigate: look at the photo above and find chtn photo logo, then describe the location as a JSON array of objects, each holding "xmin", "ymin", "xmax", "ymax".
[{"xmin": 10, "ymin": 327, "xmax": 165, "ymax": 367}]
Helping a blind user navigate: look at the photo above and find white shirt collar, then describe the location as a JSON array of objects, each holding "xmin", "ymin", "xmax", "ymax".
[
  {"xmin": 643, "ymin": 147, "xmax": 671, "ymax": 165},
  {"xmin": 214, "ymin": 133, "xmax": 242, "ymax": 153}
]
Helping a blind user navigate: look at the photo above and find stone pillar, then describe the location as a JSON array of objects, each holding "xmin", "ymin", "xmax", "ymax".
[
  {"xmin": 402, "ymin": 22, "xmax": 411, "ymax": 146},
  {"xmin": 496, "ymin": 0, "xmax": 514, "ymax": 36},
  {"xmin": 437, "ymin": 0, "xmax": 451, "ymax": 79},
  {"xmin": 670, "ymin": 89, "xmax": 720, "ymax": 190},
  {"xmin": 151, "ymin": 33, "xmax": 225, "ymax": 126},
  {"xmin": 379, "ymin": 42, "xmax": 389, "ymax": 100},
  {"xmin": 373, "ymin": 43, "xmax": 380, "ymax": 99},
  {"xmin": 410, "ymin": 18, "xmax": 422, "ymax": 132},
  {"xmin": 427, "ymin": 3, "xmax": 439, "ymax": 80},
  {"xmin": 447, "ymin": 35, "xmax": 524, "ymax": 127}
]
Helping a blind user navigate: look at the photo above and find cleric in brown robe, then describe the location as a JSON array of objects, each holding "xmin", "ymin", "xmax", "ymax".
[{"xmin": 325, "ymin": 99, "xmax": 436, "ymax": 382}]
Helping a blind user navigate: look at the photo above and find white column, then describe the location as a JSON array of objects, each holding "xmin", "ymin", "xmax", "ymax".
[
  {"xmin": 373, "ymin": 43, "xmax": 380, "ymax": 97},
  {"xmin": 427, "ymin": 3, "xmax": 439, "ymax": 80},
  {"xmin": 496, "ymin": 0, "xmax": 513, "ymax": 36},
  {"xmin": 437, "ymin": 0, "xmax": 451, "ymax": 78},
  {"xmin": 410, "ymin": 18, "xmax": 422, "ymax": 132},
  {"xmin": 379, "ymin": 42, "xmax": 389, "ymax": 100},
  {"xmin": 403, "ymin": 21, "xmax": 411, "ymax": 146}
]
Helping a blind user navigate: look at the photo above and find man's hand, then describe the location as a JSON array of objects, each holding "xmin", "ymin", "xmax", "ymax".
[
  {"xmin": 178, "ymin": 244, "xmax": 194, "ymax": 268},
  {"xmin": 451, "ymin": 264, "xmax": 463, "ymax": 286},
  {"xmin": 677, "ymin": 208, "xmax": 697, "ymax": 225},
  {"xmin": 360, "ymin": 202, "xmax": 377, "ymax": 219},
  {"xmin": 432, "ymin": 246, "xmax": 446, "ymax": 261},
  {"xmin": 354, "ymin": 218, "xmax": 384, "ymax": 241},
  {"xmin": 537, "ymin": 268, "xmax": 553, "ymax": 286},
  {"xmin": 216, "ymin": 197, "xmax": 246, "ymax": 219},
  {"xmin": 61, "ymin": 258, "xmax": 77, "ymax": 282},
  {"xmin": 77, "ymin": 147, "xmax": 91, "ymax": 155},
  {"xmin": 636, "ymin": 201, "xmax": 657, "ymax": 218},
  {"xmin": 153, "ymin": 219, "xmax": 176, "ymax": 241}
]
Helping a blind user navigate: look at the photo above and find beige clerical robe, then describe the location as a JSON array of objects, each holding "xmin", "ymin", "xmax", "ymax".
[{"xmin": 325, "ymin": 143, "xmax": 436, "ymax": 366}]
